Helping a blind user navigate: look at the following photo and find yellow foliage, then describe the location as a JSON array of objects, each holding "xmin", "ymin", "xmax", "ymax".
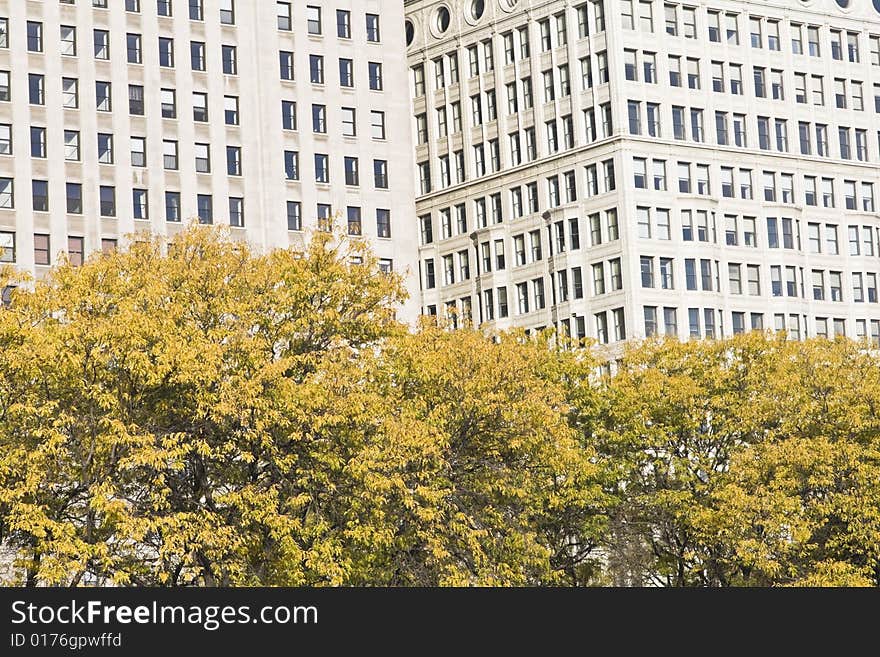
[
  {"xmin": 593, "ymin": 334, "xmax": 880, "ymax": 587},
  {"xmin": 3, "ymin": 227, "xmax": 879, "ymax": 587},
  {"xmin": 0, "ymin": 226, "xmax": 603, "ymax": 587}
]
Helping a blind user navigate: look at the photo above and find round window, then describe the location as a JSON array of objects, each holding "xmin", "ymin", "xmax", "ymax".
[
  {"xmin": 405, "ymin": 20, "xmax": 415, "ymax": 46},
  {"xmin": 834, "ymin": 0, "xmax": 850, "ymax": 7},
  {"xmin": 470, "ymin": 0, "xmax": 486, "ymax": 21},
  {"xmin": 436, "ymin": 7, "xmax": 451, "ymax": 33}
]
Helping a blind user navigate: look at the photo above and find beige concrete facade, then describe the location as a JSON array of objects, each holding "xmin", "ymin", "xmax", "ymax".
[
  {"xmin": 406, "ymin": 0, "xmax": 880, "ymax": 344},
  {"xmin": 0, "ymin": 0, "xmax": 421, "ymax": 320}
]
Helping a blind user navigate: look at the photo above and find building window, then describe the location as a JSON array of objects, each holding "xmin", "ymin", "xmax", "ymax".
[
  {"xmin": 371, "ymin": 111, "xmax": 386, "ymax": 140},
  {"xmin": 419, "ymin": 215, "xmax": 434, "ymax": 245},
  {"xmin": 314, "ymin": 154, "xmax": 330, "ymax": 183},
  {"xmin": 309, "ymin": 55, "xmax": 324, "ymax": 84},
  {"xmin": 418, "ymin": 162, "xmax": 431, "ymax": 194},
  {"xmin": 282, "ymin": 101, "xmax": 297, "ymax": 130},
  {"xmin": 190, "ymin": 40, "xmax": 206, "ymax": 71},
  {"xmin": 347, "ymin": 206, "xmax": 362, "ymax": 236},
  {"xmin": 229, "ymin": 197, "xmax": 244, "ymax": 227},
  {"xmin": 97, "ymin": 133, "xmax": 113, "ymax": 164},
  {"xmin": 366, "ymin": 14, "xmax": 381, "ymax": 42},
  {"xmin": 130, "ymin": 136, "xmax": 146, "ymax": 167},
  {"xmin": 195, "ymin": 143, "xmax": 211, "ymax": 173},
  {"xmin": 65, "ymin": 183, "xmax": 81, "ymax": 214},
  {"xmin": 369, "ymin": 62, "xmax": 383, "ymax": 91},
  {"xmin": 132, "ymin": 189, "xmax": 149, "ymax": 220},
  {"xmin": 61, "ymin": 25, "xmax": 77, "ymax": 57},
  {"xmin": 0, "ymin": 124, "xmax": 9, "ymax": 156},
  {"xmin": 27, "ymin": 21, "xmax": 43, "ymax": 52},
  {"xmin": 95, "ymin": 81, "xmax": 112, "ymax": 111},
  {"xmin": 376, "ymin": 209, "xmax": 391, "ymax": 238},
  {"xmin": 222, "ymin": 45, "xmax": 238, "ymax": 74},
  {"xmin": 286, "ymin": 201, "xmax": 302, "ymax": 231},
  {"xmin": 129, "ymin": 84, "xmax": 144, "ymax": 115},
  {"xmin": 0, "ymin": 177, "xmax": 12, "ymax": 211},
  {"xmin": 31, "ymin": 180, "xmax": 48, "ymax": 212},
  {"xmin": 165, "ymin": 191, "xmax": 181, "ymax": 222},
  {"xmin": 226, "ymin": 146, "xmax": 242, "ymax": 176},
  {"xmin": 163, "ymin": 140, "xmax": 178, "ymax": 170},
  {"xmin": 344, "ymin": 157, "xmax": 359, "ymax": 186},
  {"xmin": 280, "ymin": 52, "xmax": 295, "ymax": 81},
  {"xmin": 220, "ymin": 0, "xmax": 235, "ymax": 25},
  {"xmin": 224, "ymin": 95, "xmax": 239, "ymax": 125},
  {"xmin": 30, "ymin": 126, "xmax": 46, "ymax": 158},
  {"xmin": 56, "ymin": 76, "xmax": 77, "ymax": 108},
  {"xmin": 67, "ymin": 237, "xmax": 84, "ymax": 267},
  {"xmin": 423, "ymin": 260, "xmax": 436, "ymax": 290},
  {"xmin": 285, "ymin": 151, "xmax": 300, "ymax": 180},
  {"xmin": 189, "ymin": 0, "xmax": 204, "ymax": 21},
  {"xmin": 307, "ymin": 6, "xmax": 322, "ymax": 34},
  {"xmin": 99, "ymin": 186, "xmax": 116, "ymax": 217},
  {"xmin": 160, "ymin": 88, "xmax": 176, "ymax": 118},
  {"xmin": 197, "ymin": 194, "xmax": 213, "ymax": 224},
  {"xmin": 277, "ymin": 2, "xmax": 292, "ymax": 31},
  {"xmin": 373, "ymin": 160, "xmax": 388, "ymax": 189},
  {"xmin": 34, "ymin": 234, "xmax": 50, "ymax": 266},
  {"xmin": 312, "ymin": 104, "xmax": 327, "ymax": 133},
  {"xmin": 189, "ymin": 91, "xmax": 208, "ymax": 122},
  {"xmin": 29, "ymin": 74, "xmax": 45, "ymax": 105},
  {"xmin": 341, "ymin": 107, "xmax": 356, "ymax": 137},
  {"xmin": 337, "ymin": 10, "xmax": 352, "ymax": 38},
  {"xmin": 317, "ymin": 204, "xmax": 332, "ymax": 230},
  {"xmin": 158, "ymin": 37, "xmax": 174, "ymax": 67},
  {"xmin": 339, "ymin": 59, "xmax": 354, "ymax": 87}
]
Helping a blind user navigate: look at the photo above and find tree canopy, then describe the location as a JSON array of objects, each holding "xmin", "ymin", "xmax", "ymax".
[{"xmin": 1, "ymin": 226, "xmax": 878, "ymax": 587}]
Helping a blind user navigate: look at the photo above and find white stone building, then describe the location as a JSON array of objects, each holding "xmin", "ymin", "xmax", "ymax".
[
  {"xmin": 0, "ymin": 0, "xmax": 421, "ymax": 320},
  {"xmin": 405, "ymin": 0, "xmax": 880, "ymax": 344}
]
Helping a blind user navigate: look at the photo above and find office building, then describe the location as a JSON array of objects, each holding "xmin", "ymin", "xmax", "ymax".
[
  {"xmin": 406, "ymin": 0, "xmax": 880, "ymax": 344},
  {"xmin": 0, "ymin": 0, "xmax": 420, "ymax": 319}
]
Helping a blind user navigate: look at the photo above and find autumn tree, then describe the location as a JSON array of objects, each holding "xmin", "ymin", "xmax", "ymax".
[
  {"xmin": 707, "ymin": 337, "xmax": 880, "ymax": 586},
  {"xmin": 586, "ymin": 334, "xmax": 880, "ymax": 587},
  {"xmin": 588, "ymin": 336, "xmax": 765, "ymax": 586},
  {"xmin": 0, "ymin": 226, "xmax": 605, "ymax": 587},
  {"xmin": 4, "ymin": 225, "xmax": 880, "ymax": 587},
  {"xmin": 0, "ymin": 225, "xmax": 405, "ymax": 586},
  {"xmin": 337, "ymin": 327, "xmax": 608, "ymax": 585}
]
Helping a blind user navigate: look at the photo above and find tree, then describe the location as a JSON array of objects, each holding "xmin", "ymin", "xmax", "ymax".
[
  {"xmin": 5, "ymin": 226, "xmax": 880, "ymax": 587},
  {"xmin": 0, "ymin": 227, "xmax": 605, "ymax": 587},
  {"xmin": 589, "ymin": 335, "xmax": 773, "ymax": 585},
  {"xmin": 707, "ymin": 338, "xmax": 880, "ymax": 586},
  {"xmin": 338, "ymin": 327, "xmax": 608, "ymax": 585},
  {"xmin": 586, "ymin": 334, "xmax": 880, "ymax": 587},
  {"xmin": 0, "ymin": 225, "xmax": 405, "ymax": 586}
]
